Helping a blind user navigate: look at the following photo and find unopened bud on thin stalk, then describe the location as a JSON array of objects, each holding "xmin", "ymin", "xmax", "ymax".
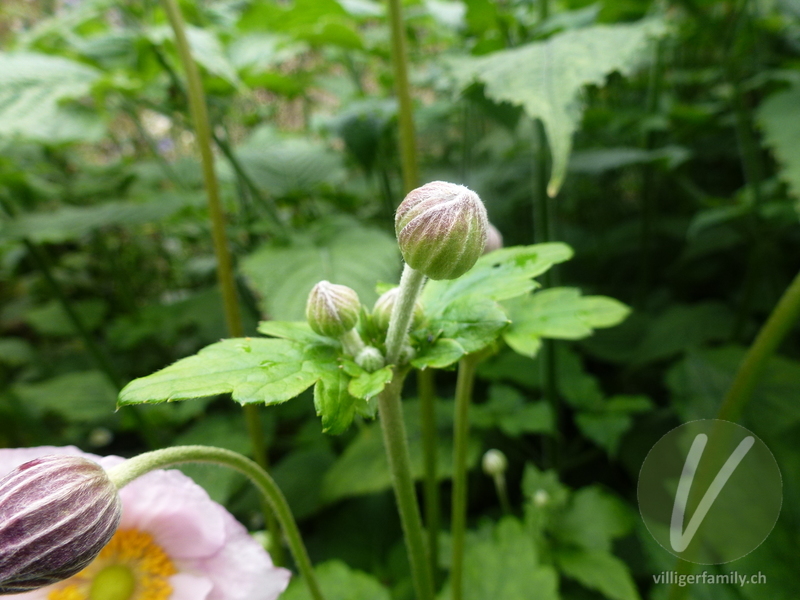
[
  {"xmin": 395, "ymin": 181, "xmax": 488, "ymax": 280},
  {"xmin": 373, "ymin": 288, "xmax": 423, "ymax": 334},
  {"xmin": 481, "ymin": 449, "xmax": 508, "ymax": 477},
  {"xmin": 306, "ymin": 281, "xmax": 361, "ymax": 338},
  {"xmin": 0, "ymin": 456, "xmax": 122, "ymax": 594}
]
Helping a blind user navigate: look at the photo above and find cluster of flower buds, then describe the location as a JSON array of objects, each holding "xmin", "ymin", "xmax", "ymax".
[{"xmin": 0, "ymin": 456, "xmax": 121, "ymax": 594}]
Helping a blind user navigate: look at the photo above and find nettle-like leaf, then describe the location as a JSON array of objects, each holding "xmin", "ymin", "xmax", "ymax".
[
  {"xmin": 145, "ymin": 25, "xmax": 241, "ymax": 86},
  {"xmin": 502, "ymin": 288, "xmax": 631, "ymax": 357},
  {"xmin": 0, "ymin": 52, "xmax": 103, "ymax": 143},
  {"xmin": 757, "ymin": 83, "xmax": 800, "ymax": 209},
  {"xmin": 448, "ymin": 19, "xmax": 667, "ymax": 196}
]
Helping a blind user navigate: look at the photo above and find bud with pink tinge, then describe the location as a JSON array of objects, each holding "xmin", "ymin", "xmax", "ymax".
[
  {"xmin": 306, "ymin": 281, "xmax": 361, "ymax": 338},
  {"xmin": 372, "ymin": 287, "xmax": 423, "ymax": 333},
  {"xmin": 395, "ymin": 181, "xmax": 489, "ymax": 280},
  {"xmin": 483, "ymin": 223, "xmax": 504, "ymax": 254},
  {"xmin": 0, "ymin": 455, "xmax": 122, "ymax": 594}
]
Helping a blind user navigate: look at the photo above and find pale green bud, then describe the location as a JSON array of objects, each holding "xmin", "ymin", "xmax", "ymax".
[
  {"xmin": 395, "ymin": 181, "xmax": 489, "ymax": 280},
  {"xmin": 355, "ymin": 346, "xmax": 385, "ymax": 372},
  {"xmin": 482, "ymin": 449, "xmax": 508, "ymax": 477},
  {"xmin": 306, "ymin": 281, "xmax": 360, "ymax": 338},
  {"xmin": 533, "ymin": 489, "xmax": 550, "ymax": 508},
  {"xmin": 372, "ymin": 288, "xmax": 423, "ymax": 333}
]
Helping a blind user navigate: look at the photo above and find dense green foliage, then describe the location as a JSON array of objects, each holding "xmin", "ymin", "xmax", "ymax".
[{"xmin": 1, "ymin": 0, "xmax": 799, "ymax": 598}]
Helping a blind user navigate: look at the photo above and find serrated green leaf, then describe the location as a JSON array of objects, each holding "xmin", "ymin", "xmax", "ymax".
[
  {"xmin": 14, "ymin": 371, "xmax": 116, "ymax": 422},
  {"xmin": 118, "ymin": 338, "xmax": 328, "ymax": 406},
  {"xmin": 471, "ymin": 384, "xmax": 554, "ymax": 436},
  {"xmin": 241, "ymin": 219, "xmax": 399, "ymax": 320},
  {"xmin": 421, "ymin": 243, "xmax": 573, "ymax": 317},
  {"xmin": 557, "ymin": 549, "xmax": 641, "ymax": 600},
  {"xmin": 0, "ymin": 52, "xmax": 103, "ymax": 143},
  {"xmin": 575, "ymin": 394, "xmax": 653, "ymax": 456},
  {"xmin": 449, "ymin": 19, "xmax": 667, "ymax": 196},
  {"xmin": 555, "ymin": 486, "xmax": 634, "ymax": 552},
  {"xmin": 257, "ymin": 320, "xmax": 331, "ymax": 345},
  {"xmin": 757, "ymin": 84, "xmax": 800, "ymax": 208},
  {"xmin": 433, "ymin": 296, "xmax": 509, "ymax": 354},
  {"xmin": 503, "ymin": 288, "xmax": 630, "ymax": 356},
  {"xmin": 314, "ymin": 368, "xmax": 359, "ymax": 434},
  {"xmin": 145, "ymin": 26, "xmax": 240, "ymax": 85},
  {"xmin": 281, "ymin": 560, "xmax": 391, "ymax": 600},
  {"xmin": 411, "ymin": 337, "xmax": 466, "ymax": 370},
  {"xmin": 346, "ymin": 365, "xmax": 392, "ymax": 399}
]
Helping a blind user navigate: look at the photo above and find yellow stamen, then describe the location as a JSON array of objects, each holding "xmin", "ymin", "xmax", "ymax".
[{"xmin": 48, "ymin": 530, "xmax": 177, "ymax": 600}]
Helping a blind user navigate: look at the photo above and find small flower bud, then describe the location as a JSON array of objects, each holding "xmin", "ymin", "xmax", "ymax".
[
  {"xmin": 482, "ymin": 449, "xmax": 508, "ymax": 477},
  {"xmin": 399, "ymin": 344, "xmax": 416, "ymax": 364},
  {"xmin": 355, "ymin": 346, "xmax": 385, "ymax": 372},
  {"xmin": 483, "ymin": 223, "xmax": 504, "ymax": 254},
  {"xmin": 533, "ymin": 489, "xmax": 550, "ymax": 508},
  {"xmin": 0, "ymin": 456, "xmax": 122, "ymax": 594},
  {"xmin": 372, "ymin": 288, "xmax": 423, "ymax": 333},
  {"xmin": 395, "ymin": 181, "xmax": 489, "ymax": 280},
  {"xmin": 306, "ymin": 281, "xmax": 361, "ymax": 338}
]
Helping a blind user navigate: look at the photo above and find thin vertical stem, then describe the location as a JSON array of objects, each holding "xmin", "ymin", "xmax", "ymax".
[
  {"xmin": 159, "ymin": 0, "xmax": 282, "ymax": 564},
  {"xmin": 385, "ymin": 265, "xmax": 426, "ymax": 365},
  {"xmin": 387, "ymin": 0, "xmax": 419, "ymax": 193},
  {"xmin": 418, "ymin": 368, "xmax": 440, "ymax": 584},
  {"xmin": 378, "ymin": 373, "xmax": 436, "ymax": 600},
  {"xmin": 450, "ymin": 354, "xmax": 479, "ymax": 600}
]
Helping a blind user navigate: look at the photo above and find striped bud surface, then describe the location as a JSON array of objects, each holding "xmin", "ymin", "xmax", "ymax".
[
  {"xmin": 395, "ymin": 181, "xmax": 488, "ymax": 280},
  {"xmin": 306, "ymin": 281, "xmax": 361, "ymax": 338},
  {"xmin": 0, "ymin": 455, "xmax": 122, "ymax": 594},
  {"xmin": 372, "ymin": 287, "xmax": 423, "ymax": 334}
]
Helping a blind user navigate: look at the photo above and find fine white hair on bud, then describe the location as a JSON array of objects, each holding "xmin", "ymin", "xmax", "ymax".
[
  {"xmin": 483, "ymin": 223, "xmax": 504, "ymax": 254},
  {"xmin": 372, "ymin": 287, "xmax": 423, "ymax": 333},
  {"xmin": 305, "ymin": 281, "xmax": 361, "ymax": 338},
  {"xmin": 481, "ymin": 449, "xmax": 508, "ymax": 477},
  {"xmin": 395, "ymin": 181, "xmax": 489, "ymax": 280},
  {"xmin": 355, "ymin": 346, "xmax": 385, "ymax": 373}
]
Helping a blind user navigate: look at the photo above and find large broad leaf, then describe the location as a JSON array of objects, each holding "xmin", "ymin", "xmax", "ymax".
[
  {"xmin": 118, "ymin": 338, "xmax": 327, "ymax": 406},
  {"xmin": 0, "ymin": 193, "xmax": 199, "ymax": 244},
  {"xmin": 503, "ymin": 288, "xmax": 630, "ymax": 357},
  {"xmin": 557, "ymin": 549, "xmax": 640, "ymax": 600},
  {"xmin": 281, "ymin": 560, "xmax": 391, "ymax": 600},
  {"xmin": 421, "ymin": 243, "xmax": 573, "ymax": 317},
  {"xmin": 241, "ymin": 219, "xmax": 399, "ymax": 320},
  {"xmin": 449, "ymin": 19, "xmax": 667, "ymax": 196},
  {"xmin": 13, "ymin": 371, "xmax": 116, "ymax": 423},
  {"xmin": 757, "ymin": 84, "xmax": 800, "ymax": 208},
  {"xmin": 0, "ymin": 52, "xmax": 103, "ymax": 143},
  {"xmin": 145, "ymin": 26, "xmax": 240, "ymax": 85}
]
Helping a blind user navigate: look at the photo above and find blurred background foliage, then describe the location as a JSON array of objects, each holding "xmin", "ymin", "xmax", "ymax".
[{"xmin": 1, "ymin": 0, "xmax": 799, "ymax": 598}]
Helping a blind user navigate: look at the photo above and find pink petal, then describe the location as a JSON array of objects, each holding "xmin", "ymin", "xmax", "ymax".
[{"xmin": 168, "ymin": 572, "xmax": 214, "ymax": 600}]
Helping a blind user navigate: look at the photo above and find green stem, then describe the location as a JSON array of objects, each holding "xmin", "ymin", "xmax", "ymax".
[
  {"xmin": 493, "ymin": 474, "xmax": 511, "ymax": 515},
  {"xmin": 385, "ymin": 264, "xmax": 426, "ymax": 365},
  {"xmin": 450, "ymin": 354, "xmax": 479, "ymax": 600},
  {"xmin": 159, "ymin": 0, "xmax": 282, "ymax": 562},
  {"xmin": 417, "ymin": 367, "xmax": 440, "ymax": 584},
  {"xmin": 717, "ymin": 268, "xmax": 800, "ymax": 423},
  {"xmin": 106, "ymin": 446, "xmax": 324, "ymax": 600},
  {"xmin": 387, "ymin": 0, "xmax": 419, "ymax": 193},
  {"xmin": 340, "ymin": 328, "xmax": 366, "ymax": 358},
  {"xmin": 377, "ymin": 373, "xmax": 435, "ymax": 600}
]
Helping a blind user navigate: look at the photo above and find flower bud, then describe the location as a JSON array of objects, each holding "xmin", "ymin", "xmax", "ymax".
[
  {"xmin": 0, "ymin": 456, "xmax": 122, "ymax": 594},
  {"xmin": 355, "ymin": 346, "xmax": 385, "ymax": 372},
  {"xmin": 306, "ymin": 281, "xmax": 361, "ymax": 338},
  {"xmin": 372, "ymin": 288, "xmax": 423, "ymax": 333},
  {"xmin": 482, "ymin": 449, "xmax": 508, "ymax": 478},
  {"xmin": 395, "ymin": 181, "xmax": 489, "ymax": 280},
  {"xmin": 533, "ymin": 489, "xmax": 550, "ymax": 508},
  {"xmin": 483, "ymin": 223, "xmax": 504, "ymax": 254}
]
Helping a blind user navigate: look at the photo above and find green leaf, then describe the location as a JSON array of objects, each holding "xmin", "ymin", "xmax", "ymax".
[
  {"xmin": 0, "ymin": 52, "xmax": 103, "ymax": 143},
  {"xmin": 471, "ymin": 384, "xmax": 554, "ymax": 436},
  {"xmin": 575, "ymin": 395, "xmax": 653, "ymax": 455},
  {"xmin": 557, "ymin": 549, "xmax": 641, "ymax": 600},
  {"xmin": 503, "ymin": 288, "xmax": 630, "ymax": 357},
  {"xmin": 0, "ymin": 193, "xmax": 199, "ymax": 244},
  {"xmin": 421, "ymin": 243, "xmax": 573, "ymax": 316},
  {"xmin": 314, "ymin": 367, "xmax": 359, "ymax": 434},
  {"xmin": 569, "ymin": 145, "xmax": 690, "ymax": 174},
  {"xmin": 281, "ymin": 560, "xmax": 391, "ymax": 600},
  {"xmin": 13, "ymin": 371, "xmax": 116, "ymax": 423},
  {"xmin": 411, "ymin": 337, "xmax": 466, "ymax": 370},
  {"xmin": 257, "ymin": 321, "xmax": 331, "ymax": 345},
  {"xmin": 0, "ymin": 338, "xmax": 34, "ymax": 367},
  {"xmin": 345, "ymin": 365, "xmax": 393, "ymax": 400},
  {"xmin": 118, "ymin": 338, "xmax": 327, "ymax": 406},
  {"xmin": 271, "ymin": 448, "xmax": 336, "ymax": 520},
  {"xmin": 241, "ymin": 218, "xmax": 399, "ymax": 320},
  {"xmin": 757, "ymin": 83, "xmax": 800, "ymax": 206},
  {"xmin": 145, "ymin": 26, "xmax": 240, "ymax": 85},
  {"xmin": 25, "ymin": 299, "xmax": 107, "ymax": 336},
  {"xmin": 432, "ymin": 296, "xmax": 509, "ymax": 354},
  {"xmin": 439, "ymin": 518, "xmax": 559, "ymax": 600},
  {"xmin": 449, "ymin": 19, "xmax": 667, "ymax": 196},
  {"xmin": 554, "ymin": 486, "xmax": 634, "ymax": 552}
]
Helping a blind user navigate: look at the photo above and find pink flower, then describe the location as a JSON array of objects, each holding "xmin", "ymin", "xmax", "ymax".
[{"xmin": 0, "ymin": 446, "xmax": 291, "ymax": 600}]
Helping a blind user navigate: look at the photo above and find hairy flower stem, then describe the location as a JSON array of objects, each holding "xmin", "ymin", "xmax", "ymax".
[
  {"xmin": 159, "ymin": 0, "xmax": 283, "ymax": 566},
  {"xmin": 417, "ymin": 368, "xmax": 440, "ymax": 586},
  {"xmin": 450, "ymin": 353, "xmax": 480, "ymax": 600},
  {"xmin": 385, "ymin": 264, "xmax": 426, "ymax": 365},
  {"xmin": 340, "ymin": 329, "xmax": 366, "ymax": 357},
  {"xmin": 106, "ymin": 446, "xmax": 324, "ymax": 600},
  {"xmin": 378, "ymin": 374, "xmax": 435, "ymax": 600}
]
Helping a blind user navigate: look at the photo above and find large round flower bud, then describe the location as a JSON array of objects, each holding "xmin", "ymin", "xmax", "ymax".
[
  {"xmin": 372, "ymin": 288, "xmax": 424, "ymax": 334},
  {"xmin": 395, "ymin": 181, "xmax": 489, "ymax": 280},
  {"xmin": 306, "ymin": 281, "xmax": 361, "ymax": 338},
  {"xmin": 0, "ymin": 456, "xmax": 122, "ymax": 594}
]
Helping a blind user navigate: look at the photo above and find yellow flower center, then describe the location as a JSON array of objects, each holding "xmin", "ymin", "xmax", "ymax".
[{"xmin": 48, "ymin": 530, "xmax": 177, "ymax": 600}]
